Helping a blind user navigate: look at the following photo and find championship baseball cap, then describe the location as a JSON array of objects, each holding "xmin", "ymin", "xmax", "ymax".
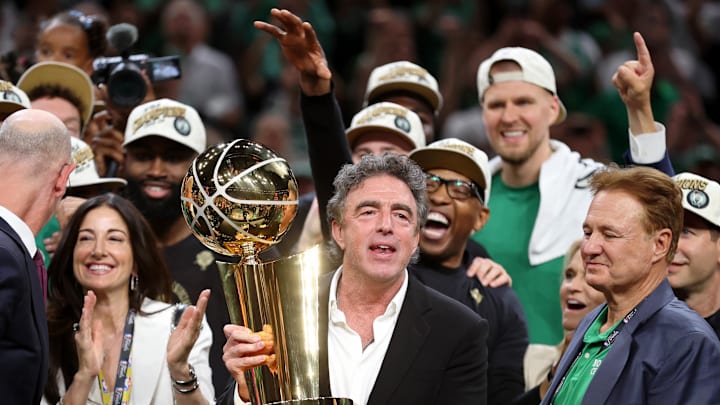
[
  {"xmin": 0, "ymin": 80, "xmax": 31, "ymax": 115},
  {"xmin": 476, "ymin": 47, "xmax": 567, "ymax": 124},
  {"xmin": 124, "ymin": 98, "xmax": 206, "ymax": 154},
  {"xmin": 409, "ymin": 138, "xmax": 491, "ymax": 204},
  {"xmin": 17, "ymin": 61, "xmax": 95, "ymax": 130},
  {"xmin": 673, "ymin": 172, "xmax": 720, "ymax": 228},
  {"xmin": 364, "ymin": 61, "xmax": 443, "ymax": 113},
  {"xmin": 346, "ymin": 102, "xmax": 426, "ymax": 150},
  {"xmin": 68, "ymin": 137, "xmax": 127, "ymax": 190}
]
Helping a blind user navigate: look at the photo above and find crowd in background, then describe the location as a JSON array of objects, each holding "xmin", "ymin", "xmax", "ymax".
[
  {"xmin": 2, "ymin": 1, "xmax": 720, "ymax": 404},
  {"xmin": 3, "ymin": 0, "xmax": 719, "ymax": 187}
]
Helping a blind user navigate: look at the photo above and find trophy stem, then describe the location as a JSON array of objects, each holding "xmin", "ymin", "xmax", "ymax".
[{"xmin": 242, "ymin": 241, "xmax": 258, "ymax": 265}]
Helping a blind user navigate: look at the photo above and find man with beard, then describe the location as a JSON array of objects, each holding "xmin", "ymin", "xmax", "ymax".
[
  {"xmin": 470, "ymin": 33, "xmax": 674, "ymax": 369},
  {"xmin": 669, "ymin": 172, "xmax": 720, "ymax": 337},
  {"xmin": 122, "ymin": 98, "xmax": 230, "ymax": 392}
]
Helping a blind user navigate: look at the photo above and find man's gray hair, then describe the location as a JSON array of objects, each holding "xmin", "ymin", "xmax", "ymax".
[{"xmin": 326, "ymin": 154, "xmax": 428, "ymax": 262}]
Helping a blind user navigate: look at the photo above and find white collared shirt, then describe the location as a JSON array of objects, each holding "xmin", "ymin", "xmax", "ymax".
[
  {"xmin": 0, "ymin": 204, "xmax": 37, "ymax": 257},
  {"xmin": 233, "ymin": 267, "xmax": 409, "ymax": 405},
  {"xmin": 328, "ymin": 266, "xmax": 408, "ymax": 405}
]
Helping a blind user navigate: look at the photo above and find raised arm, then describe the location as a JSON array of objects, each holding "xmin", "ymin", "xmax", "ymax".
[
  {"xmin": 614, "ymin": 32, "xmax": 674, "ymax": 175},
  {"xmin": 253, "ymin": 8, "xmax": 331, "ymax": 96},
  {"xmin": 612, "ymin": 32, "xmax": 656, "ymax": 136},
  {"xmin": 255, "ymin": 9, "xmax": 352, "ymax": 242}
]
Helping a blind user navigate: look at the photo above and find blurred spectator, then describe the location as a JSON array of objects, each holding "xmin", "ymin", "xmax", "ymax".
[
  {"xmin": 35, "ymin": 10, "xmax": 108, "ymax": 75},
  {"xmin": 347, "ymin": 7, "xmax": 418, "ymax": 115},
  {"xmin": 160, "ymin": 0, "xmax": 243, "ymax": 131},
  {"xmin": 589, "ymin": 0, "xmax": 715, "ymax": 162},
  {"xmin": 0, "ymin": 79, "xmax": 30, "ymax": 122},
  {"xmin": 17, "ymin": 61, "xmax": 94, "ymax": 138},
  {"xmin": 250, "ymin": 110, "xmax": 313, "ymax": 194},
  {"xmin": 551, "ymin": 112, "xmax": 611, "ymax": 165}
]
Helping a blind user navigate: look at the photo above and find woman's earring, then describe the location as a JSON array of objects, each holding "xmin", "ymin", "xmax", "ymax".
[{"xmin": 130, "ymin": 274, "xmax": 138, "ymax": 291}]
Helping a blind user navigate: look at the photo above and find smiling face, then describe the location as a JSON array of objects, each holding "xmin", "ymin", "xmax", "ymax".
[
  {"xmin": 331, "ymin": 175, "xmax": 419, "ymax": 285},
  {"xmin": 420, "ymin": 168, "xmax": 488, "ymax": 268},
  {"xmin": 668, "ymin": 212, "xmax": 720, "ymax": 294},
  {"xmin": 36, "ymin": 22, "xmax": 92, "ymax": 73},
  {"xmin": 123, "ymin": 136, "xmax": 197, "ymax": 221},
  {"xmin": 560, "ymin": 249, "xmax": 606, "ymax": 331},
  {"xmin": 581, "ymin": 190, "xmax": 665, "ymax": 296},
  {"xmin": 73, "ymin": 206, "xmax": 134, "ymax": 295},
  {"xmin": 481, "ymin": 62, "xmax": 557, "ymax": 167}
]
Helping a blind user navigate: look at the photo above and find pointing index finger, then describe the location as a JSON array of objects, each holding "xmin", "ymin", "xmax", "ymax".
[{"xmin": 634, "ymin": 32, "xmax": 652, "ymax": 69}]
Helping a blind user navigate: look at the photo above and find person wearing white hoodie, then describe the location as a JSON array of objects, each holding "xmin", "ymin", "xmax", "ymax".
[{"xmin": 471, "ymin": 32, "xmax": 674, "ymax": 368}]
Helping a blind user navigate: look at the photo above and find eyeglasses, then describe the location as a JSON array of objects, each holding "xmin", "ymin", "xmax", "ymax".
[{"xmin": 425, "ymin": 173, "xmax": 483, "ymax": 203}]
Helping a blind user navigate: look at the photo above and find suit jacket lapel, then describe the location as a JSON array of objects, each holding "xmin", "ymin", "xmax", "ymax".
[
  {"xmin": 582, "ymin": 281, "xmax": 675, "ymax": 404},
  {"xmin": 541, "ymin": 305, "xmax": 602, "ymax": 405},
  {"xmin": 366, "ymin": 276, "xmax": 430, "ymax": 405},
  {"xmin": 129, "ymin": 301, "xmax": 171, "ymax": 405},
  {"xmin": 319, "ymin": 272, "xmax": 332, "ymax": 398}
]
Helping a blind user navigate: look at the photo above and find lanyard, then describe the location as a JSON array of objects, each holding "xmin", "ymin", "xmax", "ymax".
[
  {"xmin": 603, "ymin": 307, "xmax": 637, "ymax": 348},
  {"xmin": 98, "ymin": 308, "xmax": 136, "ymax": 405},
  {"xmin": 551, "ymin": 305, "xmax": 639, "ymax": 404}
]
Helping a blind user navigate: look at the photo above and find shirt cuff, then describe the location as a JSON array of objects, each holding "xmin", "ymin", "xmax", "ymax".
[
  {"xmin": 233, "ymin": 383, "xmax": 251, "ymax": 405},
  {"xmin": 628, "ymin": 122, "xmax": 666, "ymax": 164}
]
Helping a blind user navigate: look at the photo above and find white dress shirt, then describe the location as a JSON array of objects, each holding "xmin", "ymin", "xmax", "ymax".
[
  {"xmin": 234, "ymin": 267, "xmax": 409, "ymax": 405},
  {"xmin": 328, "ymin": 267, "xmax": 408, "ymax": 405},
  {"xmin": 0, "ymin": 204, "xmax": 36, "ymax": 256}
]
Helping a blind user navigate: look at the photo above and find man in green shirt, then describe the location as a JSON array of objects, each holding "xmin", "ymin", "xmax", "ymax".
[
  {"xmin": 472, "ymin": 32, "xmax": 673, "ymax": 369},
  {"xmin": 543, "ymin": 167, "xmax": 720, "ymax": 404}
]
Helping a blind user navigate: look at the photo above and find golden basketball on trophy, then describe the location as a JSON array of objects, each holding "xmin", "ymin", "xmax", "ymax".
[{"xmin": 181, "ymin": 139, "xmax": 351, "ymax": 405}]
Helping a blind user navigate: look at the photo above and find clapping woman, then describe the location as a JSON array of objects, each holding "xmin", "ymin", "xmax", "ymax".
[{"xmin": 42, "ymin": 193, "xmax": 214, "ymax": 404}]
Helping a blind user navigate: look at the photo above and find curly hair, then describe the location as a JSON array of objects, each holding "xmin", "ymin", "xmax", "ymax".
[
  {"xmin": 326, "ymin": 153, "xmax": 428, "ymax": 263},
  {"xmin": 40, "ymin": 10, "xmax": 108, "ymax": 58}
]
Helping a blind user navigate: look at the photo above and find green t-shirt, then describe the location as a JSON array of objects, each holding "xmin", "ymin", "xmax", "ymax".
[
  {"xmin": 35, "ymin": 215, "xmax": 60, "ymax": 266},
  {"xmin": 472, "ymin": 173, "xmax": 564, "ymax": 345},
  {"xmin": 552, "ymin": 307, "xmax": 620, "ymax": 405}
]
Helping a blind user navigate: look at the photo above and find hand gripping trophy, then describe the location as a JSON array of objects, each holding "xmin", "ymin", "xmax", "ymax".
[{"xmin": 180, "ymin": 139, "xmax": 351, "ymax": 405}]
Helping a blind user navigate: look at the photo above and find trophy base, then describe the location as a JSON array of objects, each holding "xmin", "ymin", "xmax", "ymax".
[{"xmin": 268, "ymin": 398, "xmax": 353, "ymax": 405}]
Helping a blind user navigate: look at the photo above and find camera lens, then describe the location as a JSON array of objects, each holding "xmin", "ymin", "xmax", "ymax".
[{"xmin": 107, "ymin": 62, "xmax": 147, "ymax": 108}]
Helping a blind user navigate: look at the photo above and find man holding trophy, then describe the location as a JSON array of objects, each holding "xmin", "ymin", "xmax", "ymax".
[{"xmin": 219, "ymin": 154, "xmax": 489, "ymax": 405}]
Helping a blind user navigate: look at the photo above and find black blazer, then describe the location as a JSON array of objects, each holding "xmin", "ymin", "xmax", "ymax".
[
  {"xmin": 321, "ymin": 273, "xmax": 489, "ymax": 405},
  {"xmin": 219, "ymin": 272, "xmax": 489, "ymax": 405},
  {"xmin": 0, "ymin": 217, "xmax": 48, "ymax": 404}
]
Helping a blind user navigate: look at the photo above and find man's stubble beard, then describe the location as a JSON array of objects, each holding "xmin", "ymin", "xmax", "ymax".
[{"xmin": 492, "ymin": 132, "xmax": 548, "ymax": 166}]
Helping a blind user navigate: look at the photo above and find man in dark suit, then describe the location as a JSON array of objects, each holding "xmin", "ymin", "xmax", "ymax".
[
  {"xmin": 222, "ymin": 154, "xmax": 488, "ymax": 404},
  {"xmin": 0, "ymin": 109, "xmax": 74, "ymax": 404}
]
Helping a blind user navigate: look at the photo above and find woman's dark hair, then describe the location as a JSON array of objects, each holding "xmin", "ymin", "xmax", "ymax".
[
  {"xmin": 40, "ymin": 10, "xmax": 108, "ymax": 58},
  {"xmin": 44, "ymin": 193, "xmax": 173, "ymax": 402}
]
